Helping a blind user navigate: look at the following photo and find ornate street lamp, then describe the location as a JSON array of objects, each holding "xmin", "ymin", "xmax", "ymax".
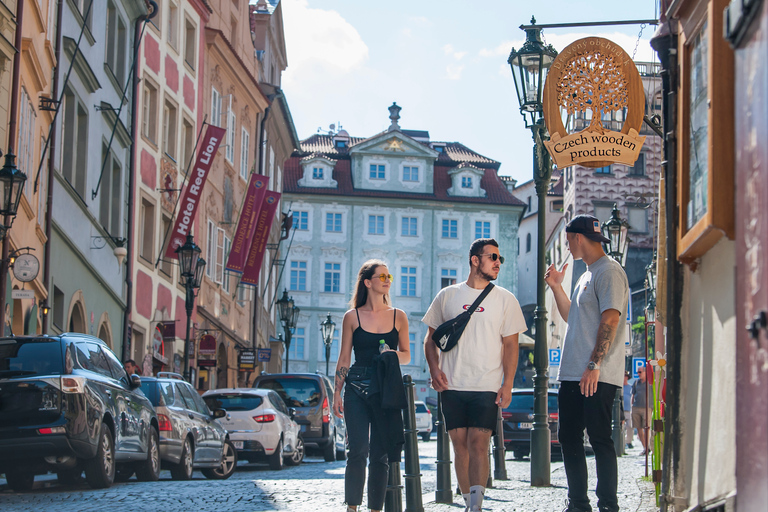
[
  {"xmin": 320, "ymin": 313, "xmax": 336, "ymax": 377},
  {"xmin": 176, "ymin": 235, "xmax": 204, "ymax": 382},
  {"xmin": 646, "ymin": 252, "xmax": 657, "ymax": 301},
  {"xmin": 601, "ymin": 204, "xmax": 631, "ymax": 267},
  {"xmin": 508, "ymin": 16, "xmax": 557, "ymax": 487},
  {"xmin": 276, "ymin": 289, "xmax": 298, "ymax": 372},
  {"xmin": 0, "ymin": 152, "xmax": 27, "ymax": 226}
]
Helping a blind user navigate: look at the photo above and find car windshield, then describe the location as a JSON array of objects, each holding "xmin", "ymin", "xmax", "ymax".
[
  {"xmin": 503, "ymin": 394, "xmax": 559, "ymax": 412},
  {"xmin": 204, "ymin": 394, "xmax": 263, "ymax": 411},
  {"xmin": 0, "ymin": 338, "xmax": 62, "ymax": 377},
  {"xmin": 257, "ymin": 378, "xmax": 321, "ymax": 408},
  {"xmin": 415, "ymin": 403, "xmax": 428, "ymax": 413}
]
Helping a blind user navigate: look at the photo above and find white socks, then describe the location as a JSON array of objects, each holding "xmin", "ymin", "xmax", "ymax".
[
  {"xmin": 469, "ymin": 485, "xmax": 485, "ymax": 511},
  {"xmin": 463, "ymin": 493, "xmax": 470, "ymax": 507}
]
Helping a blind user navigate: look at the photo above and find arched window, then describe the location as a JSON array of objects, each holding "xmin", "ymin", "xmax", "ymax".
[
  {"xmin": 526, "ymin": 233, "xmax": 532, "ymax": 253},
  {"xmin": 70, "ymin": 302, "xmax": 86, "ymax": 333}
]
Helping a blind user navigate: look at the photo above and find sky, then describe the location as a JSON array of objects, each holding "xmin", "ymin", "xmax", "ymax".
[{"xmin": 279, "ymin": 0, "xmax": 662, "ymax": 184}]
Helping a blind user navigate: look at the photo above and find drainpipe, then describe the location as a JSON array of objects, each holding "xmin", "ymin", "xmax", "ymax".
[
  {"xmin": 0, "ymin": 0, "xmax": 25, "ymax": 334},
  {"xmin": 122, "ymin": 1, "xmax": 158, "ymax": 361},
  {"xmin": 42, "ymin": 0, "xmax": 64, "ymax": 334},
  {"xmin": 251, "ymin": 104, "xmax": 271, "ymax": 357},
  {"xmin": 651, "ymin": 22, "xmax": 680, "ymax": 512}
]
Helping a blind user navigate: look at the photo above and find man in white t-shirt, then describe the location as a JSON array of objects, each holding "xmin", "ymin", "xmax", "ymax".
[{"xmin": 423, "ymin": 238, "xmax": 527, "ymax": 512}]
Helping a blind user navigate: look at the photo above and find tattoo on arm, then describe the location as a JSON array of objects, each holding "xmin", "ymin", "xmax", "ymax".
[
  {"xmin": 334, "ymin": 367, "xmax": 348, "ymax": 393},
  {"xmin": 591, "ymin": 322, "xmax": 618, "ymax": 364}
]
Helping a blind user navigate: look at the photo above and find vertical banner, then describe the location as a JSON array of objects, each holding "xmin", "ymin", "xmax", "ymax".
[
  {"xmin": 165, "ymin": 125, "xmax": 228, "ymax": 259},
  {"xmin": 225, "ymin": 174, "xmax": 268, "ymax": 273},
  {"xmin": 240, "ymin": 191, "xmax": 281, "ymax": 286}
]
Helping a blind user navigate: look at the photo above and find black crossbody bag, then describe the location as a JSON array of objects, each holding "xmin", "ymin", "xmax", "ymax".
[{"xmin": 431, "ymin": 283, "xmax": 494, "ymax": 352}]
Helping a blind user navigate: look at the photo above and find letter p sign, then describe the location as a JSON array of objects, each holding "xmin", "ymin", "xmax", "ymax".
[{"xmin": 632, "ymin": 358, "xmax": 646, "ymax": 378}]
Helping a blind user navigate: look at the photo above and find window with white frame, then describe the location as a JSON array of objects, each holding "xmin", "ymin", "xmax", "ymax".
[
  {"xmin": 441, "ymin": 268, "xmax": 457, "ymax": 288},
  {"xmin": 105, "ymin": 1, "xmax": 127, "ymax": 87},
  {"xmin": 206, "ymin": 225, "xmax": 226, "ymax": 284},
  {"xmin": 294, "ymin": 211, "xmax": 308, "ymax": 231},
  {"xmin": 163, "ymin": 99, "xmax": 178, "ymax": 161},
  {"xmin": 17, "ymin": 87, "xmax": 36, "ymax": 199},
  {"xmin": 403, "ymin": 165, "xmax": 419, "ymax": 182},
  {"xmin": 181, "ymin": 117, "xmax": 194, "ymax": 171},
  {"xmin": 324, "ymin": 263, "xmax": 341, "ymax": 293},
  {"xmin": 401, "ymin": 267, "xmax": 416, "ymax": 296},
  {"xmin": 441, "ymin": 219, "xmax": 458, "ymax": 239},
  {"xmin": 99, "ymin": 142, "xmax": 122, "ymax": 237},
  {"xmin": 290, "ymin": 327, "xmax": 305, "ymax": 360},
  {"xmin": 211, "ymin": 87, "xmax": 221, "ymax": 127},
  {"xmin": 461, "ymin": 176, "xmax": 472, "ymax": 188},
  {"xmin": 142, "ymin": 81, "xmax": 158, "ymax": 143},
  {"xmin": 225, "ymin": 102, "xmax": 235, "ymax": 163},
  {"xmin": 240, "ymin": 127, "xmax": 250, "ymax": 179},
  {"xmin": 160, "ymin": 215, "xmax": 173, "ymax": 277},
  {"xmin": 312, "ymin": 167, "xmax": 323, "ymax": 180},
  {"xmin": 222, "ymin": 237, "xmax": 232, "ymax": 292},
  {"xmin": 61, "ymin": 87, "xmax": 88, "ymax": 199},
  {"xmin": 369, "ymin": 163, "xmax": 385, "ymax": 179},
  {"xmin": 401, "ymin": 217, "xmax": 417, "ymax": 237},
  {"xmin": 475, "ymin": 221, "xmax": 490, "ymax": 239},
  {"xmin": 290, "ymin": 261, "xmax": 307, "ymax": 291},
  {"xmin": 368, "ymin": 215, "xmax": 384, "ymax": 235},
  {"xmin": 168, "ymin": 1, "xmax": 179, "ymax": 50},
  {"xmin": 325, "ymin": 213, "xmax": 342, "ymax": 232},
  {"xmin": 184, "ymin": 17, "xmax": 196, "ymax": 69},
  {"xmin": 140, "ymin": 198, "xmax": 155, "ymax": 262}
]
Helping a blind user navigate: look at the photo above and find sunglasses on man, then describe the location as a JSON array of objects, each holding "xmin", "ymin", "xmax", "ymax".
[{"xmin": 477, "ymin": 253, "xmax": 505, "ymax": 264}]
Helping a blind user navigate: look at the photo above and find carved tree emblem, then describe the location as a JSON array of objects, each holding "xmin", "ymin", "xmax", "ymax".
[{"xmin": 556, "ymin": 50, "xmax": 628, "ymax": 134}]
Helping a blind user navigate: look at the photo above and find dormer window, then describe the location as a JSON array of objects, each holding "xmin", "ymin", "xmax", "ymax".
[
  {"xmin": 299, "ymin": 154, "xmax": 338, "ymax": 188},
  {"xmin": 461, "ymin": 176, "xmax": 472, "ymax": 188},
  {"xmin": 335, "ymin": 140, "xmax": 347, "ymax": 149},
  {"xmin": 312, "ymin": 167, "xmax": 324, "ymax": 179},
  {"xmin": 370, "ymin": 164, "xmax": 386, "ymax": 180},
  {"xmin": 403, "ymin": 166, "xmax": 419, "ymax": 182},
  {"xmin": 447, "ymin": 164, "xmax": 485, "ymax": 197}
]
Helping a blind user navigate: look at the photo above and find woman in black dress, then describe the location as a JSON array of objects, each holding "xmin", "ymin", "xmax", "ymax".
[{"xmin": 332, "ymin": 259, "xmax": 410, "ymax": 512}]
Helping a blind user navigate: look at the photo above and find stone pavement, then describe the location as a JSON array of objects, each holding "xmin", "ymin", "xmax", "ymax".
[{"xmin": 0, "ymin": 435, "xmax": 658, "ymax": 511}]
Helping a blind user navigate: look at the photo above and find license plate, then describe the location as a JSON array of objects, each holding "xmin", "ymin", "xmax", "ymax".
[
  {"xmin": 233, "ymin": 441, "xmax": 243, "ymax": 449},
  {"xmin": 517, "ymin": 422, "xmax": 533, "ymax": 429}
]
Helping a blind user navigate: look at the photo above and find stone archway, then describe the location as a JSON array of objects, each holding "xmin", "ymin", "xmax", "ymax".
[
  {"xmin": 216, "ymin": 343, "xmax": 228, "ymax": 388},
  {"xmin": 69, "ymin": 302, "xmax": 86, "ymax": 333}
]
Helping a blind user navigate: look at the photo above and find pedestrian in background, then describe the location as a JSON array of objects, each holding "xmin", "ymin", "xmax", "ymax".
[
  {"xmin": 124, "ymin": 359, "xmax": 139, "ymax": 376},
  {"xmin": 332, "ymin": 259, "xmax": 411, "ymax": 512},
  {"xmin": 623, "ymin": 371, "xmax": 633, "ymax": 449},
  {"xmin": 632, "ymin": 365, "xmax": 649, "ymax": 455},
  {"xmin": 423, "ymin": 238, "xmax": 526, "ymax": 512},
  {"xmin": 545, "ymin": 215, "xmax": 629, "ymax": 512}
]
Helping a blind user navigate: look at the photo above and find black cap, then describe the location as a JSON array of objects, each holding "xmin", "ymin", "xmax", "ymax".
[{"xmin": 566, "ymin": 214, "xmax": 610, "ymax": 244}]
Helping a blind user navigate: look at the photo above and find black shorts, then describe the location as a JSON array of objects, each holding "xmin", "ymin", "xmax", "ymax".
[{"xmin": 440, "ymin": 390, "xmax": 499, "ymax": 433}]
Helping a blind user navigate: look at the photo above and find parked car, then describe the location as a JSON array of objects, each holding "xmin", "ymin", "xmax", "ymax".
[
  {"xmin": 253, "ymin": 373, "xmax": 346, "ymax": 462},
  {"xmin": 203, "ymin": 388, "xmax": 303, "ymax": 470},
  {"xmin": 138, "ymin": 373, "xmax": 236, "ymax": 480},
  {"xmin": 414, "ymin": 401, "xmax": 433, "ymax": 441},
  {"xmin": 502, "ymin": 389, "xmax": 560, "ymax": 460},
  {"xmin": 0, "ymin": 334, "xmax": 160, "ymax": 491}
]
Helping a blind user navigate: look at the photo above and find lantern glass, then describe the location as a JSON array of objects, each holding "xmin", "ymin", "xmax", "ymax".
[
  {"xmin": 276, "ymin": 290, "xmax": 294, "ymax": 325},
  {"xmin": 0, "ymin": 153, "xmax": 27, "ymax": 218},
  {"xmin": 193, "ymin": 258, "xmax": 206, "ymax": 289},
  {"xmin": 320, "ymin": 313, "xmax": 336, "ymax": 347},
  {"xmin": 289, "ymin": 306, "xmax": 300, "ymax": 331},
  {"xmin": 645, "ymin": 298, "xmax": 656, "ymax": 324},
  {"xmin": 508, "ymin": 18, "xmax": 557, "ymax": 128},
  {"xmin": 176, "ymin": 235, "xmax": 201, "ymax": 278}
]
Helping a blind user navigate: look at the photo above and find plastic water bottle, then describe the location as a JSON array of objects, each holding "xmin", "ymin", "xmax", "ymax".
[{"xmin": 379, "ymin": 339, "xmax": 388, "ymax": 353}]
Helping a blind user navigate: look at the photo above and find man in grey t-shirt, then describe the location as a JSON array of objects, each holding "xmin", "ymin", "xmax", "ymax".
[{"xmin": 545, "ymin": 214, "xmax": 629, "ymax": 512}]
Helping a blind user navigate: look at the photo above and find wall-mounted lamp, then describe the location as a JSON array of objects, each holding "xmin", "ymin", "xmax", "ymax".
[
  {"xmin": 91, "ymin": 236, "xmax": 128, "ymax": 266},
  {"xmin": 39, "ymin": 300, "xmax": 50, "ymax": 317}
]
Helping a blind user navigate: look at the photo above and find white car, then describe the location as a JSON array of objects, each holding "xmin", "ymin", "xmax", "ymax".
[
  {"xmin": 203, "ymin": 388, "xmax": 303, "ymax": 470},
  {"xmin": 414, "ymin": 401, "xmax": 433, "ymax": 441}
]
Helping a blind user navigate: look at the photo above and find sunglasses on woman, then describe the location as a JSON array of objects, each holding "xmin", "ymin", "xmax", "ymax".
[
  {"xmin": 372, "ymin": 274, "xmax": 394, "ymax": 282},
  {"xmin": 478, "ymin": 253, "xmax": 505, "ymax": 264}
]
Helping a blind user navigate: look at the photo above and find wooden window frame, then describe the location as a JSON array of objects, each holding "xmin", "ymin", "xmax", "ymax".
[{"xmin": 675, "ymin": 0, "xmax": 735, "ymax": 264}]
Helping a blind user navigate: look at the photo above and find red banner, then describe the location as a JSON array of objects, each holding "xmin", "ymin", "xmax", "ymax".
[
  {"xmin": 165, "ymin": 125, "xmax": 227, "ymax": 259},
  {"xmin": 240, "ymin": 191, "xmax": 281, "ymax": 286},
  {"xmin": 225, "ymin": 174, "xmax": 268, "ymax": 273}
]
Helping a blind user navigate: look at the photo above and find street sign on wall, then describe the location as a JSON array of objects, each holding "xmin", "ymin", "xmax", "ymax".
[
  {"xmin": 549, "ymin": 348, "xmax": 561, "ymax": 366},
  {"xmin": 632, "ymin": 357, "xmax": 646, "ymax": 378}
]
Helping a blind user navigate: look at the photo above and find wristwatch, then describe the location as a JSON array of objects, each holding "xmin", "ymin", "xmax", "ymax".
[{"xmin": 587, "ymin": 361, "xmax": 600, "ymax": 371}]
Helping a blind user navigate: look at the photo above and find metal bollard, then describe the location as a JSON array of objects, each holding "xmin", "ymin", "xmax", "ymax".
[
  {"xmin": 611, "ymin": 388, "xmax": 623, "ymax": 456},
  {"xmin": 385, "ymin": 462, "xmax": 403, "ymax": 512},
  {"xmin": 402, "ymin": 375, "xmax": 424, "ymax": 512},
  {"xmin": 435, "ymin": 393, "xmax": 453, "ymax": 503},
  {"xmin": 486, "ymin": 447, "xmax": 493, "ymax": 488},
  {"xmin": 493, "ymin": 406, "xmax": 508, "ymax": 480}
]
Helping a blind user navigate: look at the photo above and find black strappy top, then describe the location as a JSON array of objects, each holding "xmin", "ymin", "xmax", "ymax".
[{"xmin": 351, "ymin": 308, "xmax": 399, "ymax": 368}]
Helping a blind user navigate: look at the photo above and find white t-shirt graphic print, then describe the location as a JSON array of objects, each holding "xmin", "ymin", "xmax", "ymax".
[{"xmin": 422, "ymin": 282, "xmax": 527, "ymax": 392}]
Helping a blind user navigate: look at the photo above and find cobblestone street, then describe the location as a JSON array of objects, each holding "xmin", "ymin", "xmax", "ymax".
[{"xmin": 1, "ymin": 435, "xmax": 657, "ymax": 511}]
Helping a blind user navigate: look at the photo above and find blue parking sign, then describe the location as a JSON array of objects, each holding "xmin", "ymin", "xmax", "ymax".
[
  {"xmin": 549, "ymin": 349, "xmax": 561, "ymax": 366},
  {"xmin": 633, "ymin": 358, "xmax": 646, "ymax": 378}
]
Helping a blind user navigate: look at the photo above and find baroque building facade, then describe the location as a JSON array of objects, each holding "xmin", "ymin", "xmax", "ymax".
[{"xmin": 279, "ymin": 104, "xmax": 525, "ymax": 402}]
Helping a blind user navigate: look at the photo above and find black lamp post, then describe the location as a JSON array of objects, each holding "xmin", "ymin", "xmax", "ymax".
[
  {"xmin": 0, "ymin": 152, "xmax": 29, "ymax": 333},
  {"xmin": 276, "ymin": 289, "xmax": 299, "ymax": 372},
  {"xmin": 320, "ymin": 312, "xmax": 336, "ymax": 376},
  {"xmin": 645, "ymin": 252, "xmax": 657, "ymax": 301},
  {"xmin": 176, "ymin": 234, "xmax": 205, "ymax": 383},
  {"xmin": 508, "ymin": 16, "xmax": 558, "ymax": 487},
  {"xmin": 601, "ymin": 204, "xmax": 631, "ymax": 267}
]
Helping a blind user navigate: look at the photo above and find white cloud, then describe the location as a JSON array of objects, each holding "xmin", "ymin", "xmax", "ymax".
[
  {"xmin": 445, "ymin": 63, "xmax": 464, "ymax": 81},
  {"xmin": 479, "ymin": 40, "xmax": 519, "ymax": 58},
  {"xmin": 443, "ymin": 44, "xmax": 467, "ymax": 60}
]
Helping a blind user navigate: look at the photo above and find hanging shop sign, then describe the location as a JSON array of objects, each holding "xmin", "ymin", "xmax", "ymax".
[
  {"xmin": 198, "ymin": 334, "xmax": 217, "ymax": 367},
  {"xmin": 239, "ymin": 350, "xmax": 256, "ymax": 371},
  {"xmin": 226, "ymin": 174, "xmax": 269, "ymax": 274},
  {"xmin": 542, "ymin": 37, "xmax": 646, "ymax": 169},
  {"xmin": 153, "ymin": 325, "xmax": 168, "ymax": 365},
  {"xmin": 13, "ymin": 253, "xmax": 40, "ymax": 283},
  {"xmin": 240, "ymin": 191, "xmax": 281, "ymax": 286},
  {"xmin": 257, "ymin": 348, "xmax": 272, "ymax": 362}
]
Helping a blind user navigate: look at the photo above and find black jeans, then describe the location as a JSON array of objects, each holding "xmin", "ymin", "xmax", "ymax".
[
  {"xmin": 558, "ymin": 381, "xmax": 619, "ymax": 512},
  {"xmin": 344, "ymin": 384, "xmax": 389, "ymax": 509}
]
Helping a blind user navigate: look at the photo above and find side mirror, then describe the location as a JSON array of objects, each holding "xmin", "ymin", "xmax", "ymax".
[
  {"xmin": 289, "ymin": 407, "xmax": 296, "ymax": 420},
  {"xmin": 212, "ymin": 408, "xmax": 227, "ymax": 419},
  {"xmin": 130, "ymin": 373, "xmax": 142, "ymax": 389}
]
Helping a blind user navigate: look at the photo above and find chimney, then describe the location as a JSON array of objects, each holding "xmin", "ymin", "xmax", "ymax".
[{"xmin": 388, "ymin": 102, "xmax": 401, "ymax": 132}]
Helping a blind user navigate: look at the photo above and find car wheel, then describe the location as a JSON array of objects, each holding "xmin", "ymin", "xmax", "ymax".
[
  {"xmin": 56, "ymin": 468, "xmax": 82, "ymax": 486},
  {"xmin": 204, "ymin": 440, "xmax": 237, "ymax": 480},
  {"xmin": 285, "ymin": 435, "xmax": 304, "ymax": 466},
  {"xmin": 135, "ymin": 427, "xmax": 161, "ymax": 482},
  {"xmin": 84, "ymin": 423, "xmax": 116, "ymax": 489},
  {"xmin": 421, "ymin": 432, "xmax": 431, "ymax": 442},
  {"xmin": 268, "ymin": 438, "xmax": 285, "ymax": 470},
  {"xmin": 5, "ymin": 471, "xmax": 35, "ymax": 492},
  {"xmin": 113, "ymin": 465, "xmax": 135, "ymax": 482},
  {"xmin": 170, "ymin": 437, "xmax": 194, "ymax": 480},
  {"xmin": 322, "ymin": 431, "xmax": 336, "ymax": 462}
]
